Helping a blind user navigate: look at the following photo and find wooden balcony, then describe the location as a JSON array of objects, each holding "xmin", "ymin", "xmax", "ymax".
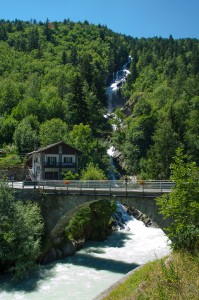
[{"xmin": 44, "ymin": 162, "xmax": 76, "ymax": 168}]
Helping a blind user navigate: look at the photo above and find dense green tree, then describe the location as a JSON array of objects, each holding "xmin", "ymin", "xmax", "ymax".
[
  {"xmin": 12, "ymin": 98, "xmax": 40, "ymax": 121},
  {"xmin": 0, "ymin": 24, "xmax": 8, "ymax": 41},
  {"xmin": 185, "ymin": 97, "xmax": 199, "ymax": 164},
  {"xmin": 0, "ymin": 180, "xmax": 43, "ymax": 277},
  {"xmin": 28, "ymin": 27, "xmax": 40, "ymax": 51},
  {"xmin": 56, "ymin": 72, "xmax": 68, "ymax": 100},
  {"xmin": 39, "ymin": 118, "xmax": 68, "ymax": 147},
  {"xmin": 81, "ymin": 162, "xmax": 107, "ymax": 180},
  {"xmin": 82, "ymin": 81, "xmax": 106, "ymax": 131},
  {"xmin": 156, "ymin": 148, "xmax": 199, "ymax": 252},
  {"xmin": 24, "ymin": 74, "xmax": 41, "ymax": 100},
  {"xmin": 0, "ymin": 79, "xmax": 22, "ymax": 115},
  {"xmin": 0, "ymin": 115, "xmax": 18, "ymax": 144},
  {"xmin": 66, "ymin": 73, "xmax": 87, "ymax": 126},
  {"xmin": 69, "ymin": 123, "xmax": 93, "ymax": 154},
  {"xmin": 43, "ymin": 18, "xmax": 53, "ymax": 42},
  {"xmin": 68, "ymin": 123, "xmax": 105, "ymax": 168},
  {"xmin": 122, "ymin": 114, "xmax": 155, "ymax": 175},
  {"xmin": 144, "ymin": 118, "xmax": 180, "ymax": 179},
  {"xmin": 13, "ymin": 115, "xmax": 40, "ymax": 154},
  {"xmin": 62, "ymin": 50, "xmax": 67, "ymax": 65}
]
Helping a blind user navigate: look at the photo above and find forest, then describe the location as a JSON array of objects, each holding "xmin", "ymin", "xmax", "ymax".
[{"xmin": 0, "ymin": 18, "xmax": 198, "ymax": 179}]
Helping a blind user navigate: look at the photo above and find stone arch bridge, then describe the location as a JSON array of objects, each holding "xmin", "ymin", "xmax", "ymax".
[{"xmin": 12, "ymin": 180, "xmax": 173, "ymax": 234}]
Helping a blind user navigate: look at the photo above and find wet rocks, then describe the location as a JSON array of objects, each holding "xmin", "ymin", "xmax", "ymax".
[{"xmin": 126, "ymin": 206, "xmax": 158, "ymax": 228}]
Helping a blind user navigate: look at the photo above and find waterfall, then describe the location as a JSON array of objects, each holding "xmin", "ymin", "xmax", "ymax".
[
  {"xmin": 106, "ymin": 56, "xmax": 132, "ymax": 179},
  {"xmin": 107, "ymin": 146, "xmax": 118, "ymax": 181},
  {"xmin": 106, "ymin": 56, "xmax": 132, "ymax": 115}
]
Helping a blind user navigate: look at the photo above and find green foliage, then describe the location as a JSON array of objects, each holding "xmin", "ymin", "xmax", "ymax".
[
  {"xmin": 0, "ymin": 115, "xmax": 18, "ymax": 144},
  {"xmin": 65, "ymin": 200, "xmax": 116, "ymax": 241},
  {"xmin": 39, "ymin": 118, "xmax": 68, "ymax": 147},
  {"xmin": 0, "ymin": 143, "xmax": 22, "ymax": 167},
  {"xmin": 122, "ymin": 114, "xmax": 155, "ymax": 175},
  {"xmin": 143, "ymin": 118, "xmax": 180, "ymax": 179},
  {"xmin": 13, "ymin": 115, "xmax": 40, "ymax": 153},
  {"xmin": 81, "ymin": 162, "xmax": 107, "ymax": 180},
  {"xmin": 0, "ymin": 181, "xmax": 44, "ymax": 277},
  {"xmin": 68, "ymin": 123, "xmax": 93, "ymax": 154},
  {"xmin": 65, "ymin": 205, "xmax": 91, "ymax": 240},
  {"xmin": 156, "ymin": 148, "xmax": 199, "ymax": 252},
  {"xmin": 62, "ymin": 171, "xmax": 79, "ymax": 180},
  {"xmin": 0, "ymin": 153, "xmax": 22, "ymax": 167},
  {"xmin": 0, "ymin": 20, "xmax": 199, "ymax": 178}
]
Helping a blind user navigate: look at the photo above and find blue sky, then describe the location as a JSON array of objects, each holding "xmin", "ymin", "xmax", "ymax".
[{"xmin": 1, "ymin": 0, "xmax": 199, "ymax": 39}]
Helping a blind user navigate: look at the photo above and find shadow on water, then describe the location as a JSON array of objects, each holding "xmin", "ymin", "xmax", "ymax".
[
  {"xmin": 63, "ymin": 253, "xmax": 139, "ymax": 274},
  {"xmin": 0, "ymin": 264, "xmax": 56, "ymax": 293},
  {"xmin": 0, "ymin": 231, "xmax": 138, "ymax": 294}
]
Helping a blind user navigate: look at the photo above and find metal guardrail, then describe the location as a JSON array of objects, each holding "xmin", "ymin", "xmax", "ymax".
[{"xmin": 9, "ymin": 180, "xmax": 175, "ymax": 193}]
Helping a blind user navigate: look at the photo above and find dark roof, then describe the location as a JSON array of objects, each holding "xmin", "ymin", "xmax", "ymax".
[{"xmin": 27, "ymin": 141, "xmax": 82, "ymax": 156}]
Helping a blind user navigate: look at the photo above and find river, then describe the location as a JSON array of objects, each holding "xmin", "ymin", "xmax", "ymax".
[{"xmin": 0, "ymin": 203, "xmax": 171, "ymax": 300}]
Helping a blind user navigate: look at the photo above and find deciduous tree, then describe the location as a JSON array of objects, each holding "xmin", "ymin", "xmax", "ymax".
[{"xmin": 156, "ymin": 148, "xmax": 199, "ymax": 252}]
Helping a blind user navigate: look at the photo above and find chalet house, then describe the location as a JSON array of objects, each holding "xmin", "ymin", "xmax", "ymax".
[{"xmin": 27, "ymin": 141, "xmax": 82, "ymax": 181}]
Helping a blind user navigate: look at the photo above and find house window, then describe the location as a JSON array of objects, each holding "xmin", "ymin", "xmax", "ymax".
[
  {"xmin": 47, "ymin": 157, "xmax": 57, "ymax": 165},
  {"xmin": 63, "ymin": 157, "xmax": 73, "ymax": 163}
]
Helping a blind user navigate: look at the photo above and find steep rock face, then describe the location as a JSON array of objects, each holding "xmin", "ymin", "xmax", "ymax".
[
  {"xmin": 126, "ymin": 206, "xmax": 158, "ymax": 228},
  {"xmin": 40, "ymin": 199, "xmax": 116, "ymax": 264}
]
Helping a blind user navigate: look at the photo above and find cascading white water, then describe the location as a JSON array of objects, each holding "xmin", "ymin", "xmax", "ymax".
[
  {"xmin": 0, "ymin": 202, "xmax": 170, "ymax": 300},
  {"xmin": 106, "ymin": 57, "xmax": 132, "ymax": 124},
  {"xmin": 106, "ymin": 56, "xmax": 132, "ymax": 179},
  {"xmin": 106, "ymin": 56, "xmax": 131, "ymax": 115}
]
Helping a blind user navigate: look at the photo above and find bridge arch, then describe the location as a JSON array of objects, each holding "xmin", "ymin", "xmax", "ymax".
[{"xmin": 14, "ymin": 189, "xmax": 170, "ymax": 235}]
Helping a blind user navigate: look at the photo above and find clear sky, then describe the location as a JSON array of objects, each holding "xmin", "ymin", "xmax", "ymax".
[{"xmin": 1, "ymin": 0, "xmax": 199, "ymax": 39}]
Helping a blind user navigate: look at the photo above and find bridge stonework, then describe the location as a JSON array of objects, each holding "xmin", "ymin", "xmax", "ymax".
[{"xmin": 14, "ymin": 189, "xmax": 170, "ymax": 234}]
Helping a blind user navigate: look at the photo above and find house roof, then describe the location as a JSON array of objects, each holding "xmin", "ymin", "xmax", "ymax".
[{"xmin": 27, "ymin": 141, "xmax": 82, "ymax": 156}]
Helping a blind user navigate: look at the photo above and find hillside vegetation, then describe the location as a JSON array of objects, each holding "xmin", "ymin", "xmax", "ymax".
[
  {"xmin": 103, "ymin": 251, "xmax": 199, "ymax": 300},
  {"xmin": 0, "ymin": 19, "xmax": 198, "ymax": 178}
]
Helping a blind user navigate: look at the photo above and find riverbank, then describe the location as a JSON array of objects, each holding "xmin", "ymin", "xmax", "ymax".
[{"xmin": 99, "ymin": 251, "xmax": 199, "ymax": 300}]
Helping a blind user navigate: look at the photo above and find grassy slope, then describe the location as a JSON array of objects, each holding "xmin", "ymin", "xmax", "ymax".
[{"xmin": 103, "ymin": 251, "xmax": 199, "ymax": 300}]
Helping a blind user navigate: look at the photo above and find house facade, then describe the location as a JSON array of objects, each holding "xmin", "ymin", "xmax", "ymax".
[{"xmin": 27, "ymin": 141, "xmax": 81, "ymax": 181}]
